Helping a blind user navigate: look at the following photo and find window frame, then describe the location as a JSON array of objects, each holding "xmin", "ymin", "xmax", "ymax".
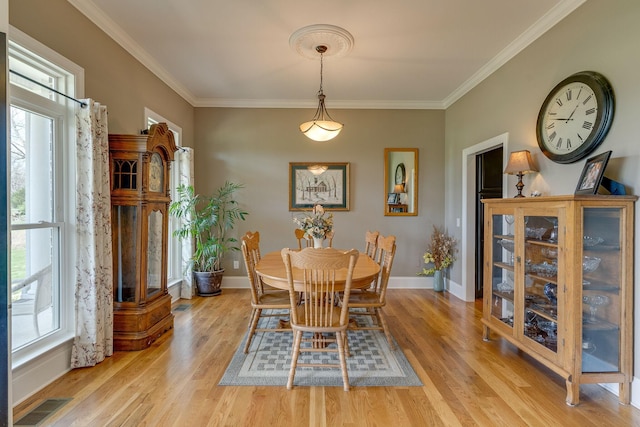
[{"xmin": 8, "ymin": 26, "xmax": 83, "ymax": 367}]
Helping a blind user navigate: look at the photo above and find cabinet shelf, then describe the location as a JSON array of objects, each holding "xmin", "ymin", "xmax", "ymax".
[{"xmin": 482, "ymin": 195, "xmax": 635, "ymax": 406}]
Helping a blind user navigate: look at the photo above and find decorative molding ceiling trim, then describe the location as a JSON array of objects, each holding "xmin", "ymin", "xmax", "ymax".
[
  {"xmin": 442, "ymin": 0, "xmax": 587, "ymax": 109},
  {"xmin": 70, "ymin": 0, "xmax": 586, "ymax": 110},
  {"xmin": 192, "ymin": 98, "xmax": 445, "ymax": 110},
  {"xmin": 67, "ymin": 0, "xmax": 198, "ymax": 106},
  {"xmin": 289, "ymin": 24, "xmax": 354, "ymax": 60}
]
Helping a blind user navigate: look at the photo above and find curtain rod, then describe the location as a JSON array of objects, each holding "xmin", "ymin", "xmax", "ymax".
[{"xmin": 9, "ymin": 69, "xmax": 87, "ymax": 108}]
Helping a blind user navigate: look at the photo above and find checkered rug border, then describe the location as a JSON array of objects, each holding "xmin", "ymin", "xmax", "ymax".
[{"xmin": 219, "ymin": 309, "xmax": 422, "ymax": 387}]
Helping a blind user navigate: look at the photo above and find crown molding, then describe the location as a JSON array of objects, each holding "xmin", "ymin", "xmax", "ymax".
[
  {"xmin": 67, "ymin": 0, "xmax": 198, "ymax": 105},
  {"xmin": 70, "ymin": 0, "xmax": 585, "ymax": 110},
  {"xmin": 442, "ymin": 0, "xmax": 587, "ymax": 108},
  {"xmin": 192, "ymin": 98, "xmax": 445, "ymax": 109}
]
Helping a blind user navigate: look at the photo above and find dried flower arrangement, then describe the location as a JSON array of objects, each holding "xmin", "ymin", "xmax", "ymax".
[{"xmin": 419, "ymin": 225, "xmax": 457, "ymax": 276}]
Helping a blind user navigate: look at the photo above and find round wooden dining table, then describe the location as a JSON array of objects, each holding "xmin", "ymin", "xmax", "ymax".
[{"xmin": 255, "ymin": 250, "xmax": 380, "ymax": 291}]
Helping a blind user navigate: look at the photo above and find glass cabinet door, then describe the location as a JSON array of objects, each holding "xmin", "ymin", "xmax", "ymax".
[
  {"xmin": 521, "ymin": 214, "xmax": 559, "ymax": 354},
  {"xmin": 488, "ymin": 213, "xmax": 515, "ymax": 329},
  {"xmin": 582, "ymin": 207, "xmax": 621, "ymax": 373}
]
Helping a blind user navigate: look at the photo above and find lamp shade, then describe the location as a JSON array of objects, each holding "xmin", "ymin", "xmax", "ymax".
[
  {"xmin": 504, "ymin": 150, "xmax": 538, "ymax": 175},
  {"xmin": 300, "ymin": 120, "xmax": 343, "ymax": 142},
  {"xmin": 393, "ymin": 184, "xmax": 405, "ymax": 193}
]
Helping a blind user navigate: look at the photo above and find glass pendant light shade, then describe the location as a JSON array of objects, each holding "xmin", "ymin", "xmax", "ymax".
[{"xmin": 300, "ymin": 112, "xmax": 343, "ymax": 142}]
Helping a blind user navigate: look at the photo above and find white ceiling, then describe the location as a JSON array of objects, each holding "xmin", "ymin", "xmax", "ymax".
[{"xmin": 68, "ymin": 0, "xmax": 586, "ymax": 109}]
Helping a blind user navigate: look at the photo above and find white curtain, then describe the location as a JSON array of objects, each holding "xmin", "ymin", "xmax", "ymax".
[
  {"xmin": 71, "ymin": 99, "xmax": 114, "ymax": 368},
  {"xmin": 178, "ymin": 147, "xmax": 195, "ymax": 299}
]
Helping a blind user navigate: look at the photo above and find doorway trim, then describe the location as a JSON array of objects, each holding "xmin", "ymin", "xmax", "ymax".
[{"xmin": 459, "ymin": 133, "xmax": 509, "ymax": 302}]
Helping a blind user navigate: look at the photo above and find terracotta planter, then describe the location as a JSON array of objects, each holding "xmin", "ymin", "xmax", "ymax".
[{"xmin": 193, "ymin": 269, "xmax": 224, "ymax": 296}]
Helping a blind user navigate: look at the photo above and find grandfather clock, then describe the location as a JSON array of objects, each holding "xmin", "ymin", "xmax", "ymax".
[{"xmin": 109, "ymin": 123, "xmax": 177, "ymax": 350}]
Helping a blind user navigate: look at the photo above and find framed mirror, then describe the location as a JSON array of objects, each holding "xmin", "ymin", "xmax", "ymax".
[{"xmin": 384, "ymin": 148, "xmax": 418, "ymax": 216}]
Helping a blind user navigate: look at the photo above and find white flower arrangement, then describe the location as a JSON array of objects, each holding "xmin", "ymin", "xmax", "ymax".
[{"xmin": 293, "ymin": 204, "xmax": 333, "ymax": 239}]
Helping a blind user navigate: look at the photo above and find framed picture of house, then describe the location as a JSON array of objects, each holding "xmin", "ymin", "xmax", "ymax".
[
  {"xmin": 289, "ymin": 162, "xmax": 350, "ymax": 211},
  {"xmin": 575, "ymin": 151, "xmax": 612, "ymax": 195}
]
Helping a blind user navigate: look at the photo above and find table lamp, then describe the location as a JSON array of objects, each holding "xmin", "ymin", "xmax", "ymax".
[{"xmin": 504, "ymin": 150, "xmax": 538, "ymax": 198}]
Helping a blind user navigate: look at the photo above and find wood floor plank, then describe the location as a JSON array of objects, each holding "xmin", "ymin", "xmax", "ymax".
[{"xmin": 13, "ymin": 289, "xmax": 640, "ymax": 426}]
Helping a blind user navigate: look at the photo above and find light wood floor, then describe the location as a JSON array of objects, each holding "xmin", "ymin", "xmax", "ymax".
[{"xmin": 14, "ymin": 289, "xmax": 640, "ymax": 426}]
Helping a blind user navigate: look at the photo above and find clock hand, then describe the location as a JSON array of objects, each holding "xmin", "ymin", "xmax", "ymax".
[
  {"xmin": 549, "ymin": 118, "xmax": 574, "ymax": 121},
  {"xmin": 565, "ymin": 104, "xmax": 579, "ymax": 123}
]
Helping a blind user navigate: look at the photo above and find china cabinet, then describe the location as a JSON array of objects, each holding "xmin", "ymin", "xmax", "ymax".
[
  {"xmin": 482, "ymin": 195, "xmax": 636, "ymax": 405},
  {"xmin": 109, "ymin": 123, "xmax": 177, "ymax": 350}
]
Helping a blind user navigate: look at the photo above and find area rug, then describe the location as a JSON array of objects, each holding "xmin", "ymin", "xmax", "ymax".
[{"xmin": 219, "ymin": 310, "xmax": 422, "ymax": 387}]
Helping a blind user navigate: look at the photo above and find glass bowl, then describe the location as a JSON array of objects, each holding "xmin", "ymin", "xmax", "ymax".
[
  {"xmin": 498, "ymin": 239, "xmax": 514, "ymax": 252},
  {"xmin": 583, "ymin": 236, "xmax": 604, "ymax": 247},
  {"xmin": 526, "ymin": 227, "xmax": 548, "ymax": 240},
  {"xmin": 582, "ymin": 256, "xmax": 601, "ymax": 274},
  {"xmin": 531, "ymin": 262, "xmax": 557, "ymax": 277},
  {"xmin": 537, "ymin": 320, "xmax": 557, "ymax": 342},
  {"xmin": 541, "ymin": 247, "xmax": 558, "ymax": 259}
]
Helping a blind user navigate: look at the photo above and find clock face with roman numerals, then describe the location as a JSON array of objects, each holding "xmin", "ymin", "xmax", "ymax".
[{"xmin": 536, "ymin": 71, "xmax": 614, "ymax": 164}]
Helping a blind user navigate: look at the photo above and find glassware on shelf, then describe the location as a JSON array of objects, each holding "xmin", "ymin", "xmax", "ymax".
[
  {"xmin": 541, "ymin": 246, "xmax": 558, "ymax": 259},
  {"xmin": 582, "ymin": 256, "xmax": 601, "ymax": 273},
  {"xmin": 538, "ymin": 320, "xmax": 557, "ymax": 343},
  {"xmin": 496, "ymin": 281, "xmax": 513, "ymax": 292},
  {"xmin": 530, "ymin": 261, "xmax": 557, "ymax": 277},
  {"xmin": 583, "ymin": 294, "xmax": 609, "ymax": 323},
  {"xmin": 543, "ymin": 283, "xmax": 557, "ymax": 304},
  {"xmin": 504, "ymin": 215, "xmax": 515, "ymax": 236},
  {"xmin": 526, "ymin": 226, "xmax": 548, "ymax": 240},
  {"xmin": 583, "ymin": 235, "xmax": 604, "ymax": 247},
  {"xmin": 546, "ymin": 217, "xmax": 559, "ymax": 242},
  {"xmin": 498, "ymin": 239, "xmax": 515, "ymax": 265},
  {"xmin": 582, "ymin": 337, "xmax": 597, "ymax": 354}
]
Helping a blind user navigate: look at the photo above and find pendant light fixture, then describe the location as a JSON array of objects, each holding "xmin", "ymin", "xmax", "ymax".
[
  {"xmin": 290, "ymin": 24, "xmax": 353, "ymax": 142},
  {"xmin": 299, "ymin": 45, "xmax": 343, "ymax": 141}
]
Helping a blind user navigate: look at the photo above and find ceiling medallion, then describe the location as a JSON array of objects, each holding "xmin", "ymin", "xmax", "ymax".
[{"xmin": 289, "ymin": 24, "xmax": 354, "ymax": 60}]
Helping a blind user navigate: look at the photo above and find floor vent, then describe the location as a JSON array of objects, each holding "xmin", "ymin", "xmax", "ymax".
[
  {"xmin": 174, "ymin": 304, "xmax": 192, "ymax": 312},
  {"xmin": 14, "ymin": 398, "xmax": 71, "ymax": 426}
]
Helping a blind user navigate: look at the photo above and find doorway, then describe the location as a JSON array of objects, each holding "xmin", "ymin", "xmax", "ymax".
[
  {"xmin": 460, "ymin": 133, "xmax": 507, "ymax": 302},
  {"xmin": 475, "ymin": 147, "xmax": 503, "ymax": 298}
]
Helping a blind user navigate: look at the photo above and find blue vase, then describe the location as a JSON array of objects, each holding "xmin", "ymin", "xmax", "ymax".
[{"xmin": 433, "ymin": 270, "xmax": 444, "ymax": 292}]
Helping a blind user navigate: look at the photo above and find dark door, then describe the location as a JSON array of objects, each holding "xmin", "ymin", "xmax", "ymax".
[{"xmin": 475, "ymin": 147, "xmax": 503, "ymax": 299}]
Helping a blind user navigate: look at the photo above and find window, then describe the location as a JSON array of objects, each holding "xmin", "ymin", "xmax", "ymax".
[
  {"xmin": 144, "ymin": 108, "xmax": 183, "ymax": 288},
  {"xmin": 8, "ymin": 29, "xmax": 82, "ymax": 363}
]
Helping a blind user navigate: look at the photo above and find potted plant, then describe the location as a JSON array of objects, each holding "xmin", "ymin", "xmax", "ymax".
[
  {"xmin": 169, "ymin": 181, "xmax": 248, "ymax": 296},
  {"xmin": 418, "ymin": 225, "xmax": 457, "ymax": 292}
]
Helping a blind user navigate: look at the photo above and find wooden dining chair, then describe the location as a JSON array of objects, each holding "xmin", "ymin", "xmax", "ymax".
[
  {"xmin": 295, "ymin": 228, "xmax": 312, "ymax": 250},
  {"xmin": 281, "ymin": 247, "xmax": 359, "ymax": 391},
  {"xmin": 241, "ymin": 231, "xmax": 291, "ymax": 354},
  {"xmin": 325, "ymin": 230, "xmax": 334, "ymax": 247},
  {"xmin": 348, "ymin": 234, "xmax": 396, "ymax": 349},
  {"xmin": 364, "ymin": 230, "xmax": 379, "ymax": 259}
]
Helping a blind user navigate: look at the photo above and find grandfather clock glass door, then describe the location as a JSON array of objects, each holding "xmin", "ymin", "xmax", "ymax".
[
  {"xmin": 113, "ymin": 205, "xmax": 138, "ymax": 303},
  {"xmin": 146, "ymin": 208, "xmax": 164, "ymax": 300}
]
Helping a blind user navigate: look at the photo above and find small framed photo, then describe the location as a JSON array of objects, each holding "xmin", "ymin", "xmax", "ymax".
[
  {"xmin": 575, "ymin": 151, "xmax": 612, "ymax": 195},
  {"xmin": 289, "ymin": 162, "xmax": 349, "ymax": 211},
  {"xmin": 387, "ymin": 193, "xmax": 399, "ymax": 204}
]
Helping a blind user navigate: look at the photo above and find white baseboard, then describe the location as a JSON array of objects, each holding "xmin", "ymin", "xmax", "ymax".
[
  {"xmin": 168, "ymin": 281, "xmax": 181, "ymax": 303},
  {"xmin": 12, "ymin": 340, "xmax": 72, "ymax": 406}
]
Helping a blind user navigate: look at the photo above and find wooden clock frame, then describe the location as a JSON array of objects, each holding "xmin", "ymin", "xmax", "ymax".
[{"xmin": 109, "ymin": 123, "xmax": 177, "ymax": 351}]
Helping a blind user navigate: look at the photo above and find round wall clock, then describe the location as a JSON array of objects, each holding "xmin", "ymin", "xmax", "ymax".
[
  {"xmin": 536, "ymin": 71, "xmax": 615, "ymax": 164},
  {"xmin": 395, "ymin": 163, "xmax": 406, "ymax": 185}
]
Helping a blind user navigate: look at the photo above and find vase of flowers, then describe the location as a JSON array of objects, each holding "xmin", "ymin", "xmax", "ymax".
[
  {"xmin": 293, "ymin": 204, "xmax": 333, "ymax": 248},
  {"xmin": 418, "ymin": 225, "xmax": 457, "ymax": 292}
]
